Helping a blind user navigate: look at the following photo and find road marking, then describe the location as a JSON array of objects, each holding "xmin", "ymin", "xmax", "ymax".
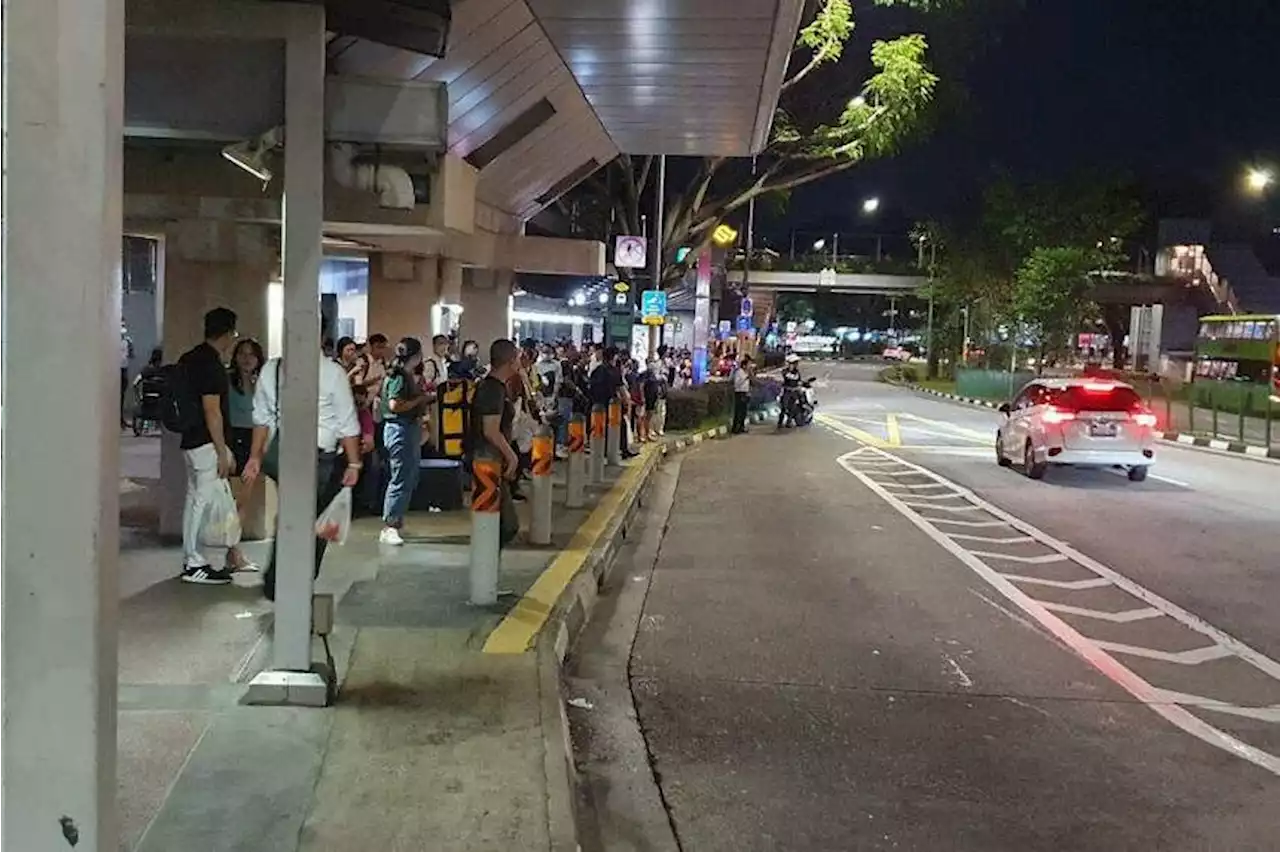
[
  {"xmin": 969, "ymin": 551, "xmax": 1069, "ymax": 565},
  {"xmin": 890, "ymin": 491, "xmax": 973, "ymax": 502},
  {"xmin": 1039, "ymin": 602, "xmax": 1164, "ymax": 623},
  {"xmin": 1104, "ymin": 467, "xmax": 1192, "ymax": 488},
  {"xmin": 901, "ymin": 502, "xmax": 981, "ymax": 513},
  {"xmin": 876, "ymin": 482, "xmax": 956, "ymax": 491},
  {"xmin": 835, "ymin": 446, "xmax": 1280, "ymax": 776},
  {"xmin": 886, "ymin": 414, "xmax": 902, "ymax": 447},
  {"xmin": 1151, "ymin": 689, "xmax": 1280, "ymax": 724},
  {"xmin": 926, "ymin": 518, "xmax": 1011, "ymax": 528},
  {"xmin": 817, "ymin": 413, "xmax": 889, "ymax": 448},
  {"xmin": 946, "ymin": 534, "xmax": 1036, "ymax": 545},
  {"xmin": 897, "ymin": 412, "xmax": 994, "ymax": 442},
  {"xmin": 999, "ymin": 574, "xmax": 1112, "ymax": 590},
  {"xmin": 1094, "ymin": 641, "xmax": 1234, "ymax": 666}
]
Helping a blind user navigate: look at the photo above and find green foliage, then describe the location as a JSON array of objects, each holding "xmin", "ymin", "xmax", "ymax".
[
  {"xmin": 1013, "ymin": 246, "xmax": 1099, "ymax": 360},
  {"xmin": 879, "ymin": 363, "xmax": 921, "ymax": 384},
  {"xmin": 776, "ymin": 295, "xmax": 816, "ymax": 323},
  {"xmin": 664, "ymin": 389, "xmax": 710, "ymax": 431}
]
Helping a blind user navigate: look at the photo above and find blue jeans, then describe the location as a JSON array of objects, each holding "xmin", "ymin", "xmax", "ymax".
[
  {"xmin": 556, "ymin": 397, "xmax": 573, "ymax": 445},
  {"xmin": 382, "ymin": 418, "xmax": 422, "ymax": 526}
]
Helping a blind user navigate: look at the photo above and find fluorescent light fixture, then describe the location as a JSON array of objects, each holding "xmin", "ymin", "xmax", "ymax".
[
  {"xmin": 512, "ymin": 310, "xmax": 589, "ymax": 325},
  {"xmin": 221, "ymin": 126, "xmax": 283, "ymax": 184},
  {"xmin": 598, "ymin": 292, "xmax": 609, "ymax": 304}
]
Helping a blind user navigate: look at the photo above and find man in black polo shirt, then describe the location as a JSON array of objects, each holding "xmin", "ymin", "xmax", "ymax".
[
  {"xmin": 470, "ymin": 338, "xmax": 521, "ymax": 545},
  {"xmin": 177, "ymin": 307, "xmax": 244, "ymax": 584}
]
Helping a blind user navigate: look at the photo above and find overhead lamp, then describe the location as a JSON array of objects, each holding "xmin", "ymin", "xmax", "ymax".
[
  {"xmin": 862, "ymin": 197, "xmax": 881, "ymax": 215},
  {"xmin": 597, "ymin": 292, "xmax": 609, "ymax": 305},
  {"xmin": 222, "ymin": 126, "xmax": 284, "ymax": 185}
]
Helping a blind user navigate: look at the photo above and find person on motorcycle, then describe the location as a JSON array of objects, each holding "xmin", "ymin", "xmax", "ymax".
[{"xmin": 778, "ymin": 353, "xmax": 806, "ymax": 428}]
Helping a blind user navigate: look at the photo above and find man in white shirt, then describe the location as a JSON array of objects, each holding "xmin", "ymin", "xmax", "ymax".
[
  {"xmin": 731, "ymin": 354, "xmax": 754, "ymax": 434},
  {"xmin": 241, "ymin": 331, "xmax": 363, "ymax": 601}
]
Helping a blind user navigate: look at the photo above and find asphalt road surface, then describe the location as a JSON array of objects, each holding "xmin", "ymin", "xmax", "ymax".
[{"xmin": 612, "ymin": 361, "xmax": 1279, "ymax": 852}]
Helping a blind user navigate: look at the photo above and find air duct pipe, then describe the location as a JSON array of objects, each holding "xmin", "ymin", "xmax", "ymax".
[{"xmin": 329, "ymin": 143, "xmax": 416, "ymax": 210}]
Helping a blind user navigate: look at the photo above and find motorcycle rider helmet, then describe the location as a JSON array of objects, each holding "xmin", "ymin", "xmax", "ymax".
[{"xmin": 785, "ymin": 353, "xmax": 801, "ymax": 364}]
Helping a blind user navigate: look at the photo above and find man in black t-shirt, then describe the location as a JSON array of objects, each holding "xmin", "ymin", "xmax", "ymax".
[
  {"xmin": 471, "ymin": 338, "xmax": 521, "ymax": 545},
  {"xmin": 177, "ymin": 307, "xmax": 245, "ymax": 585}
]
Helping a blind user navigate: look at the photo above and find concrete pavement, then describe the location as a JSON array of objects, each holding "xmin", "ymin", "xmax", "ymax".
[{"xmin": 574, "ymin": 362, "xmax": 1280, "ymax": 851}]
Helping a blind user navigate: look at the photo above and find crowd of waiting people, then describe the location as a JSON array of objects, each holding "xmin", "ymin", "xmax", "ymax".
[{"xmin": 169, "ymin": 305, "xmax": 683, "ymax": 594}]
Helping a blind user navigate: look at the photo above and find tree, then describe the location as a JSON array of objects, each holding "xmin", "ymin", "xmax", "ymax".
[
  {"xmin": 776, "ymin": 295, "xmax": 817, "ymax": 324},
  {"xmin": 1012, "ymin": 246, "xmax": 1099, "ymax": 371},
  {"xmin": 570, "ymin": 0, "xmax": 943, "ymax": 285}
]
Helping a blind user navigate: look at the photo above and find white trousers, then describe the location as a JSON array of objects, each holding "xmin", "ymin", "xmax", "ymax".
[
  {"xmin": 651, "ymin": 399, "xmax": 667, "ymax": 435},
  {"xmin": 181, "ymin": 444, "xmax": 238, "ymax": 567}
]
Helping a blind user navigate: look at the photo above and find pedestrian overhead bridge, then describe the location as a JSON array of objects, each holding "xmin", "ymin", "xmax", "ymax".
[{"xmin": 2, "ymin": 0, "xmax": 806, "ymax": 847}]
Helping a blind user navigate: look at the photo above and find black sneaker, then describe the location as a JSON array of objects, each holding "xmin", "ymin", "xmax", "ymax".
[{"xmin": 180, "ymin": 565, "xmax": 234, "ymax": 585}]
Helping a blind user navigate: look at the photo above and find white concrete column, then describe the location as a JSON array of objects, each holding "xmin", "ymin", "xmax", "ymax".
[
  {"xmin": 460, "ymin": 267, "xmax": 513, "ymax": 357},
  {"xmin": 2, "ymin": 0, "xmax": 124, "ymax": 847},
  {"xmin": 256, "ymin": 7, "xmax": 327, "ymax": 691},
  {"xmin": 367, "ymin": 252, "xmax": 438, "ymax": 345}
]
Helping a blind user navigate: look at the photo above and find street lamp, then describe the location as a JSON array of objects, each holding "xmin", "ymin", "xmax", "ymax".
[
  {"xmin": 862, "ymin": 197, "xmax": 881, "ymax": 215},
  {"xmin": 813, "ymin": 238, "xmax": 826, "ymax": 252},
  {"xmin": 1246, "ymin": 167, "xmax": 1275, "ymax": 195}
]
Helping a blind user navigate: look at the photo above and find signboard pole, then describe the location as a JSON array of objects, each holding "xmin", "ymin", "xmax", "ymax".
[
  {"xmin": 693, "ymin": 249, "xmax": 711, "ymax": 385},
  {"xmin": 649, "ymin": 154, "xmax": 666, "ymax": 360}
]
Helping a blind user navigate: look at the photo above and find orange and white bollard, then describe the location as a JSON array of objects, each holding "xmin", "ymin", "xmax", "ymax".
[
  {"xmin": 530, "ymin": 427, "xmax": 554, "ymax": 545},
  {"xmin": 607, "ymin": 399, "xmax": 622, "ymax": 466},
  {"xmin": 469, "ymin": 456, "xmax": 502, "ymax": 605},
  {"xmin": 590, "ymin": 404, "xmax": 606, "ymax": 484},
  {"xmin": 567, "ymin": 413, "xmax": 587, "ymax": 508}
]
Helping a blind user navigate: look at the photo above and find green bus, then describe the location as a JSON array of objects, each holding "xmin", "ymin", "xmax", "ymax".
[{"xmin": 1192, "ymin": 314, "xmax": 1280, "ymax": 412}]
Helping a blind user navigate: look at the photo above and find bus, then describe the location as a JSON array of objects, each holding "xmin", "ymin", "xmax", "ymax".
[{"xmin": 1192, "ymin": 314, "xmax": 1280, "ymax": 412}]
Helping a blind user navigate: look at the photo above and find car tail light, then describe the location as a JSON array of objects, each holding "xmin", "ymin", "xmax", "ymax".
[
  {"xmin": 1082, "ymin": 382, "xmax": 1115, "ymax": 393},
  {"xmin": 1042, "ymin": 406, "xmax": 1076, "ymax": 424},
  {"xmin": 1132, "ymin": 412, "xmax": 1157, "ymax": 427}
]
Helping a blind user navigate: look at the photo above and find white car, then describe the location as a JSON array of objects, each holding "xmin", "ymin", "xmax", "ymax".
[
  {"xmin": 995, "ymin": 378, "xmax": 1157, "ymax": 481},
  {"xmin": 882, "ymin": 346, "xmax": 910, "ymax": 361}
]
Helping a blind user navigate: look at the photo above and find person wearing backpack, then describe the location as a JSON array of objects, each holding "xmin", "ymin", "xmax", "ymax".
[{"xmin": 174, "ymin": 307, "xmax": 246, "ymax": 585}]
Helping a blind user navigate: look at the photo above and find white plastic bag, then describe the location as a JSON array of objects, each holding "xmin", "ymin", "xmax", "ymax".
[
  {"xmin": 512, "ymin": 407, "xmax": 537, "ymax": 453},
  {"xmin": 315, "ymin": 487, "xmax": 353, "ymax": 546},
  {"xmin": 200, "ymin": 480, "xmax": 242, "ymax": 548}
]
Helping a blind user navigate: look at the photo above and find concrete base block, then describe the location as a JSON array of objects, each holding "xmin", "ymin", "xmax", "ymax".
[{"xmin": 245, "ymin": 670, "xmax": 329, "ymax": 707}]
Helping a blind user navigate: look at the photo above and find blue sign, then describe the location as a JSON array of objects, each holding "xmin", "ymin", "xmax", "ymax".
[
  {"xmin": 740, "ymin": 296, "xmax": 753, "ymax": 317},
  {"xmin": 736, "ymin": 316, "xmax": 753, "ymax": 333},
  {"xmin": 640, "ymin": 289, "xmax": 667, "ymax": 325}
]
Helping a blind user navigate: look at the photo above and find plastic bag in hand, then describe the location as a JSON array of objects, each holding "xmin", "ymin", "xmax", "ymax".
[
  {"xmin": 200, "ymin": 480, "xmax": 242, "ymax": 548},
  {"xmin": 315, "ymin": 486, "xmax": 353, "ymax": 546}
]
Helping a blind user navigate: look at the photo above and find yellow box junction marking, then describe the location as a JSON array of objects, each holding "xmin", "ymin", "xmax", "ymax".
[{"xmin": 483, "ymin": 445, "xmax": 658, "ymax": 655}]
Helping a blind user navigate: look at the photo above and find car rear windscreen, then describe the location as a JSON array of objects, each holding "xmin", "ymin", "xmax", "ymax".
[{"xmin": 1052, "ymin": 386, "xmax": 1142, "ymax": 412}]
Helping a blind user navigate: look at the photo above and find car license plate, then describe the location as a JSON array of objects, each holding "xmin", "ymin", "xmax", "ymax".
[{"xmin": 1089, "ymin": 422, "xmax": 1117, "ymax": 437}]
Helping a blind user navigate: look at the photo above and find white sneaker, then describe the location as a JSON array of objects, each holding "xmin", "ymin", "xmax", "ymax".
[{"xmin": 379, "ymin": 527, "xmax": 405, "ymax": 546}]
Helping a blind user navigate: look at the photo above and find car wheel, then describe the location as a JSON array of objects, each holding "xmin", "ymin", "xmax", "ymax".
[
  {"xmin": 996, "ymin": 433, "xmax": 1012, "ymax": 467},
  {"xmin": 1128, "ymin": 466, "xmax": 1149, "ymax": 482},
  {"xmin": 1024, "ymin": 440, "xmax": 1047, "ymax": 480}
]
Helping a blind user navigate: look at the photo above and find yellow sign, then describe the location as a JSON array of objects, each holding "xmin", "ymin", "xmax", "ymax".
[
  {"xmin": 642, "ymin": 315, "xmax": 666, "ymax": 326},
  {"xmin": 712, "ymin": 224, "xmax": 738, "ymax": 246},
  {"xmin": 613, "ymin": 281, "xmax": 631, "ymax": 293}
]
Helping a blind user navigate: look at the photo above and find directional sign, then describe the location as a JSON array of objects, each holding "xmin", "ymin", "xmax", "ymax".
[
  {"xmin": 614, "ymin": 235, "xmax": 647, "ymax": 269},
  {"xmin": 717, "ymin": 320, "xmax": 732, "ymax": 339},
  {"xmin": 640, "ymin": 290, "xmax": 667, "ymax": 326},
  {"xmin": 740, "ymin": 296, "xmax": 753, "ymax": 317},
  {"xmin": 736, "ymin": 316, "xmax": 753, "ymax": 333}
]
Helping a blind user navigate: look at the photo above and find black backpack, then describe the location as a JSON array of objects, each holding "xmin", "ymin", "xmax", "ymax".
[{"xmin": 158, "ymin": 362, "xmax": 202, "ymax": 434}]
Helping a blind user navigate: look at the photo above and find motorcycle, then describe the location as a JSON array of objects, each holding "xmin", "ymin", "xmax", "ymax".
[{"xmin": 779, "ymin": 379, "xmax": 816, "ymax": 428}]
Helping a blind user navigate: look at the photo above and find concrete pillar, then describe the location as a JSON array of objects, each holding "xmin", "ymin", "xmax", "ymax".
[
  {"xmin": 2, "ymin": 0, "xmax": 124, "ymax": 847},
  {"xmin": 261, "ymin": 5, "xmax": 327, "ymax": 690},
  {"xmin": 367, "ymin": 252, "xmax": 438, "ymax": 345},
  {"xmin": 157, "ymin": 221, "xmax": 278, "ymax": 540},
  {"xmin": 460, "ymin": 267, "xmax": 513, "ymax": 356}
]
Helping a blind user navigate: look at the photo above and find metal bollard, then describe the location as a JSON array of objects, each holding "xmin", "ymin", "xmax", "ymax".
[
  {"xmin": 590, "ymin": 405, "xmax": 606, "ymax": 484},
  {"xmin": 530, "ymin": 428, "xmax": 554, "ymax": 545},
  {"xmin": 606, "ymin": 400, "xmax": 622, "ymax": 466},
  {"xmin": 566, "ymin": 414, "xmax": 586, "ymax": 508},
  {"xmin": 469, "ymin": 457, "xmax": 502, "ymax": 606}
]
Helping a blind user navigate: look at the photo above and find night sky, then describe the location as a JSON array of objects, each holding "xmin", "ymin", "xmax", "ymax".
[{"xmin": 770, "ymin": 0, "xmax": 1280, "ymax": 244}]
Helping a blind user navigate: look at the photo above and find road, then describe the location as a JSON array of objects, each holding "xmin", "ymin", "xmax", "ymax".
[{"xmin": 577, "ymin": 361, "xmax": 1280, "ymax": 852}]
